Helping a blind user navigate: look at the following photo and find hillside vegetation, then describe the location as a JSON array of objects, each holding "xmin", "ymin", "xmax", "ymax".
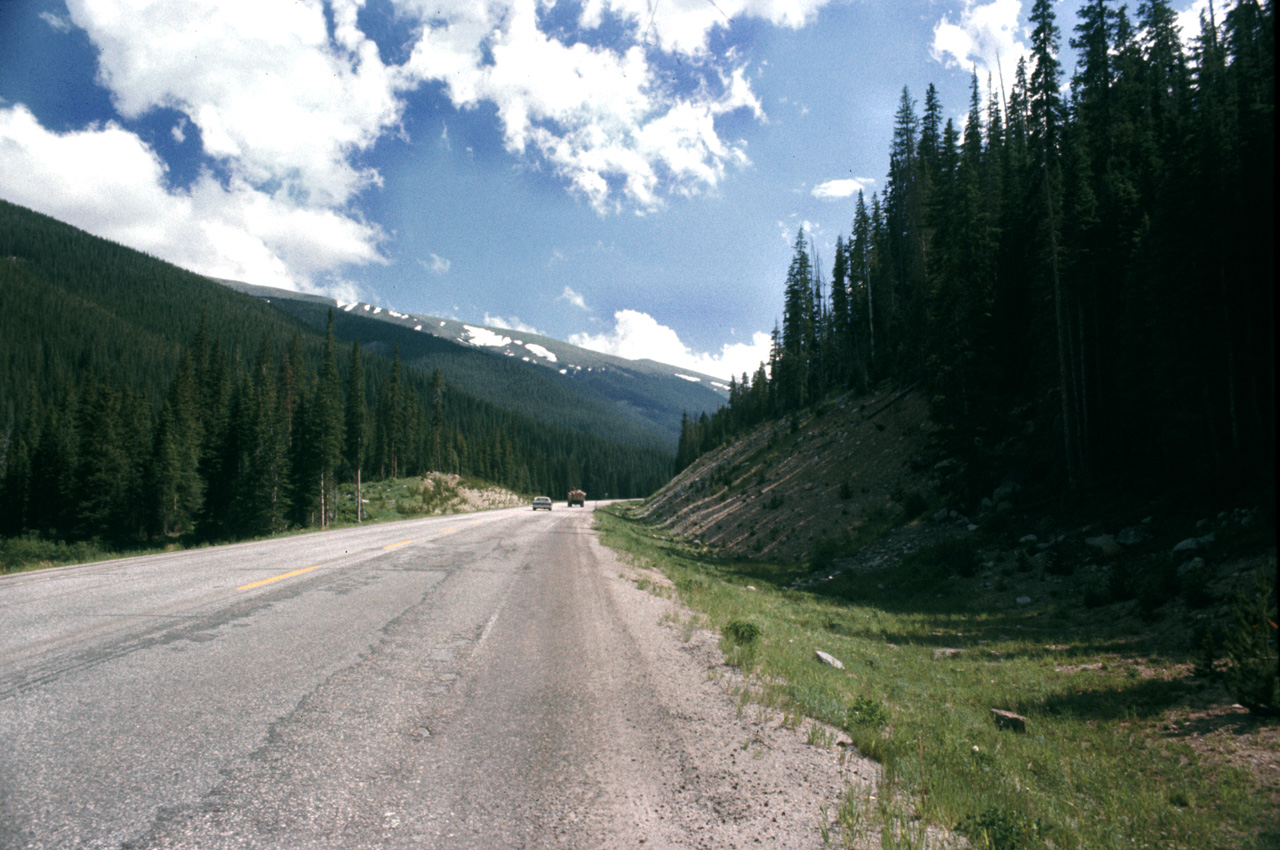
[
  {"xmin": 607, "ymin": 382, "xmax": 1276, "ymax": 848},
  {"xmin": 243, "ymin": 285, "xmax": 726, "ymax": 450},
  {"xmin": 617, "ymin": 4, "xmax": 1276, "ymax": 845},
  {"xmin": 0, "ymin": 200, "xmax": 673, "ymax": 561}
]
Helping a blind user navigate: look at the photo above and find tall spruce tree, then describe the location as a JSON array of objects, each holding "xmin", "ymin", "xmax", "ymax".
[{"xmin": 345, "ymin": 341, "xmax": 367, "ymax": 522}]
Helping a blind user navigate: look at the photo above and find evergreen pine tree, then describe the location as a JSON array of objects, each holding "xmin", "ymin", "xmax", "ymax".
[{"xmin": 345, "ymin": 341, "xmax": 367, "ymax": 522}]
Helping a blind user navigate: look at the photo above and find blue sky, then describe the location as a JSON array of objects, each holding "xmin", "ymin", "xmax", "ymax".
[{"xmin": 0, "ymin": 0, "xmax": 1218, "ymax": 380}]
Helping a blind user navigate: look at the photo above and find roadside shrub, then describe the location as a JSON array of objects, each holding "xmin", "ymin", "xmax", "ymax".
[
  {"xmin": 910, "ymin": 536, "xmax": 980, "ymax": 579},
  {"xmin": 1043, "ymin": 548, "xmax": 1076, "ymax": 577},
  {"xmin": 957, "ymin": 807, "xmax": 1053, "ymax": 850},
  {"xmin": 1178, "ymin": 557, "xmax": 1216, "ymax": 609},
  {"xmin": 1223, "ymin": 570, "xmax": 1280, "ymax": 716},
  {"xmin": 899, "ymin": 490, "xmax": 929, "ymax": 521},
  {"xmin": 0, "ymin": 535, "xmax": 113, "ymax": 572},
  {"xmin": 1106, "ymin": 562, "xmax": 1137, "ymax": 603},
  {"xmin": 723, "ymin": 618, "xmax": 763, "ymax": 646},
  {"xmin": 810, "ymin": 535, "xmax": 846, "ymax": 573},
  {"xmin": 842, "ymin": 696, "xmax": 888, "ymax": 730},
  {"xmin": 1136, "ymin": 558, "xmax": 1181, "ymax": 619}
]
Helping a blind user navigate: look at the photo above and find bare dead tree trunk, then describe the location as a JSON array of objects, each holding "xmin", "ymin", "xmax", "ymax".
[{"xmin": 1045, "ymin": 166, "xmax": 1080, "ymax": 489}]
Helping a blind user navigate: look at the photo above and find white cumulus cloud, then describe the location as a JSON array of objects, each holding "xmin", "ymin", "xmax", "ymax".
[
  {"xmin": 0, "ymin": 104, "xmax": 382, "ymax": 293},
  {"xmin": 484, "ymin": 313, "xmax": 544, "ymax": 336},
  {"xmin": 2, "ymin": 0, "xmax": 838, "ymax": 298},
  {"xmin": 931, "ymin": 0, "xmax": 1029, "ymax": 83},
  {"xmin": 398, "ymin": 0, "xmax": 786, "ymax": 212},
  {"xmin": 559, "ymin": 286, "xmax": 589, "ymax": 310},
  {"xmin": 811, "ymin": 178, "xmax": 869, "ymax": 200},
  {"xmin": 570, "ymin": 309, "xmax": 771, "ymax": 381},
  {"xmin": 421, "ymin": 253, "xmax": 452, "ymax": 274},
  {"xmin": 65, "ymin": 0, "xmax": 404, "ymax": 207}
]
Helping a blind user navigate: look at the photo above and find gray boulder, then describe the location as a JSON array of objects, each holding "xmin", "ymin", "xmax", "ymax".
[
  {"xmin": 1172, "ymin": 533, "xmax": 1215, "ymax": 553},
  {"xmin": 991, "ymin": 709, "xmax": 1028, "ymax": 733},
  {"xmin": 815, "ymin": 650, "xmax": 845, "ymax": 670},
  {"xmin": 1116, "ymin": 525, "xmax": 1152, "ymax": 546},
  {"xmin": 1085, "ymin": 534, "xmax": 1122, "ymax": 560}
]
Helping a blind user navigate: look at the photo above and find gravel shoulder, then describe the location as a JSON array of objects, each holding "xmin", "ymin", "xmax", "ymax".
[{"xmin": 574, "ymin": 518, "xmax": 879, "ymax": 849}]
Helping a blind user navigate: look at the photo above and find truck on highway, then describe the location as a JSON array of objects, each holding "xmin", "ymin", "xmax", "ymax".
[{"xmin": 567, "ymin": 488, "xmax": 586, "ymax": 507}]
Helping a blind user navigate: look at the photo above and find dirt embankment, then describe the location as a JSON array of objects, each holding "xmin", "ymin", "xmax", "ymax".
[{"xmin": 640, "ymin": 386, "xmax": 936, "ymax": 562}]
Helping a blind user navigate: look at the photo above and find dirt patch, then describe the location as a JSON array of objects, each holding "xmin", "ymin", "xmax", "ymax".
[
  {"xmin": 424, "ymin": 472, "xmax": 526, "ymax": 512},
  {"xmin": 641, "ymin": 386, "xmax": 936, "ymax": 563}
]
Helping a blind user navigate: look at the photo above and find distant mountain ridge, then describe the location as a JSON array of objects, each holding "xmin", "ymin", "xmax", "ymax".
[{"xmin": 215, "ymin": 278, "xmax": 728, "ymax": 449}]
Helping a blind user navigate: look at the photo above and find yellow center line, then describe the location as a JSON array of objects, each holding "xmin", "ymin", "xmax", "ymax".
[
  {"xmin": 238, "ymin": 565, "xmax": 321, "ymax": 591},
  {"xmin": 383, "ymin": 540, "xmax": 414, "ymax": 550},
  {"xmin": 471, "ymin": 520, "xmax": 484, "ymax": 526},
  {"xmin": 438, "ymin": 528, "xmax": 458, "ymax": 535}
]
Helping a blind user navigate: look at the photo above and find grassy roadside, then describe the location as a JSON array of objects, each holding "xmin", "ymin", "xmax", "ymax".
[
  {"xmin": 595, "ymin": 502, "xmax": 1278, "ymax": 850},
  {"xmin": 0, "ymin": 473, "xmax": 526, "ymax": 574}
]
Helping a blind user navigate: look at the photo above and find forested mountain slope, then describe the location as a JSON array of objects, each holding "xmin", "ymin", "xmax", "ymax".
[
  {"xmin": 0, "ymin": 200, "xmax": 673, "ymax": 549},
  {"xmin": 220, "ymin": 280, "xmax": 726, "ymax": 450}
]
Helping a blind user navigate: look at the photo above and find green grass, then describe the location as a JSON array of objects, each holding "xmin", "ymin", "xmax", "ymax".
[{"xmin": 595, "ymin": 503, "xmax": 1278, "ymax": 850}]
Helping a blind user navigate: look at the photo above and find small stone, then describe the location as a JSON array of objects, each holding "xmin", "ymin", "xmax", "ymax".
[
  {"xmin": 1085, "ymin": 535, "xmax": 1122, "ymax": 559},
  {"xmin": 992, "ymin": 481, "xmax": 1021, "ymax": 503},
  {"xmin": 815, "ymin": 650, "xmax": 845, "ymax": 670},
  {"xmin": 1116, "ymin": 525, "xmax": 1152, "ymax": 546},
  {"xmin": 1176, "ymin": 557, "xmax": 1205, "ymax": 577},
  {"xmin": 1019, "ymin": 534, "xmax": 1038, "ymax": 545},
  {"xmin": 1016, "ymin": 596, "xmax": 1032, "ymax": 605},
  {"xmin": 1172, "ymin": 534, "xmax": 1214, "ymax": 553},
  {"xmin": 991, "ymin": 709, "xmax": 1028, "ymax": 733}
]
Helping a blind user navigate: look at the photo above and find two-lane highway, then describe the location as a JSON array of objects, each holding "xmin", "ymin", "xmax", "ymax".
[
  {"xmin": 0, "ymin": 504, "xmax": 855, "ymax": 849},
  {"xmin": 0, "ymin": 507, "xmax": 543, "ymax": 848}
]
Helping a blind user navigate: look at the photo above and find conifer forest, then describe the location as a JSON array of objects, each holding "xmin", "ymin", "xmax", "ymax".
[
  {"xmin": 1, "ymin": 0, "xmax": 1274, "ymax": 555},
  {"xmin": 679, "ymin": 0, "xmax": 1273, "ymax": 505},
  {"xmin": 0, "ymin": 201, "xmax": 672, "ymax": 549}
]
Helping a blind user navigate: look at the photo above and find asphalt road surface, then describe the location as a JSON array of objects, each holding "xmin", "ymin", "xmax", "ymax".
[{"xmin": 0, "ymin": 504, "xmax": 861, "ymax": 850}]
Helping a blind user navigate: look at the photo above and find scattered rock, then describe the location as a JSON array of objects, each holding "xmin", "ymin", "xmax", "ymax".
[
  {"xmin": 1172, "ymin": 533, "xmax": 1215, "ymax": 553},
  {"xmin": 1085, "ymin": 534, "xmax": 1122, "ymax": 560},
  {"xmin": 991, "ymin": 709, "xmax": 1028, "ymax": 733},
  {"xmin": 1177, "ymin": 557, "xmax": 1206, "ymax": 577},
  {"xmin": 815, "ymin": 650, "xmax": 845, "ymax": 670},
  {"xmin": 1116, "ymin": 525, "xmax": 1152, "ymax": 546},
  {"xmin": 992, "ymin": 481, "xmax": 1021, "ymax": 504},
  {"xmin": 996, "ymin": 501, "xmax": 1014, "ymax": 513},
  {"xmin": 1019, "ymin": 534, "xmax": 1038, "ymax": 545},
  {"xmin": 1016, "ymin": 596, "xmax": 1032, "ymax": 605}
]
